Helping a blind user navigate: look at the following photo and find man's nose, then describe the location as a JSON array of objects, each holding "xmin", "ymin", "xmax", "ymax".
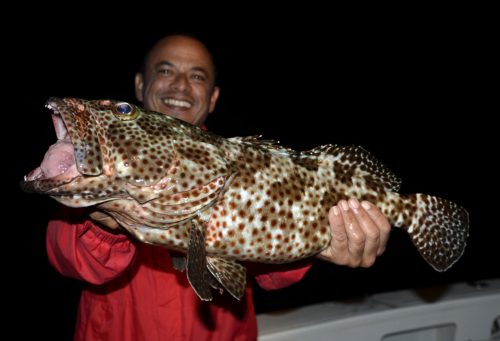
[{"xmin": 171, "ymin": 74, "xmax": 190, "ymax": 92}]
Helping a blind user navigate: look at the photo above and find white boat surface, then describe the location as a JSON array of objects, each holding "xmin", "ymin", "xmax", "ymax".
[{"xmin": 258, "ymin": 278, "xmax": 500, "ymax": 341}]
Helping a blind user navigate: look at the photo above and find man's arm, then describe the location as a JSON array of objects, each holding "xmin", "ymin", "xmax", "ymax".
[{"xmin": 46, "ymin": 208, "xmax": 137, "ymax": 285}]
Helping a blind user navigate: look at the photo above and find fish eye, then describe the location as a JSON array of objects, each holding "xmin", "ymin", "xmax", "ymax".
[
  {"xmin": 113, "ymin": 102, "xmax": 138, "ymax": 120},
  {"xmin": 116, "ymin": 102, "xmax": 133, "ymax": 114}
]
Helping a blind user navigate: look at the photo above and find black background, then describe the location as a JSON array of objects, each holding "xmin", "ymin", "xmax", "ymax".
[{"xmin": 5, "ymin": 9, "xmax": 497, "ymax": 340}]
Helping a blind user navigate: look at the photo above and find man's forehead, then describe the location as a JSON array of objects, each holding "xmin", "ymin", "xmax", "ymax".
[{"xmin": 148, "ymin": 37, "xmax": 215, "ymax": 74}]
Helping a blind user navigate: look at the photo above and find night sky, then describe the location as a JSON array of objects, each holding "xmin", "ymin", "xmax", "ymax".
[{"xmin": 6, "ymin": 15, "xmax": 496, "ymax": 339}]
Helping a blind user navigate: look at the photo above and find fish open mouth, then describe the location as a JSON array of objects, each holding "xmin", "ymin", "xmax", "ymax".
[{"xmin": 21, "ymin": 101, "xmax": 81, "ymax": 191}]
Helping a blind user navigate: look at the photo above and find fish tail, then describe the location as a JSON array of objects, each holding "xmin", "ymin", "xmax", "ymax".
[{"xmin": 398, "ymin": 193, "xmax": 469, "ymax": 271}]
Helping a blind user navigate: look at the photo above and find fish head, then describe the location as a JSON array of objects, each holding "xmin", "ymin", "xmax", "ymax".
[{"xmin": 21, "ymin": 97, "xmax": 180, "ymax": 207}]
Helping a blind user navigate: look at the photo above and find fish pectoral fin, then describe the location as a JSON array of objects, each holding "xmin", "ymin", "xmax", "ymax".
[
  {"xmin": 187, "ymin": 220, "xmax": 213, "ymax": 301},
  {"xmin": 171, "ymin": 255, "xmax": 187, "ymax": 272},
  {"xmin": 206, "ymin": 257, "xmax": 247, "ymax": 300},
  {"xmin": 125, "ymin": 184, "xmax": 159, "ymax": 204}
]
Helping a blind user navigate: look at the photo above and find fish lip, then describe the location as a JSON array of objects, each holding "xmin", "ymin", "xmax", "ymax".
[{"xmin": 20, "ymin": 173, "xmax": 79, "ymax": 193}]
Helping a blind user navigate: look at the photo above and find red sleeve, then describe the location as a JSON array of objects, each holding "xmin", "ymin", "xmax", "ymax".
[
  {"xmin": 46, "ymin": 209, "xmax": 137, "ymax": 285},
  {"xmin": 248, "ymin": 259, "xmax": 313, "ymax": 290}
]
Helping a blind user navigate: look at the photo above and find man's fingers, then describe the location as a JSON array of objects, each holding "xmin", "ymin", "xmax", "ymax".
[
  {"xmin": 321, "ymin": 200, "xmax": 391, "ymax": 267},
  {"xmin": 89, "ymin": 211, "xmax": 120, "ymax": 230},
  {"xmin": 328, "ymin": 206, "xmax": 347, "ymax": 244},
  {"xmin": 339, "ymin": 200, "xmax": 365, "ymax": 267},
  {"xmin": 361, "ymin": 201, "xmax": 391, "ymax": 255},
  {"xmin": 349, "ymin": 198, "xmax": 379, "ymax": 267},
  {"xmin": 324, "ymin": 205, "xmax": 347, "ymax": 262}
]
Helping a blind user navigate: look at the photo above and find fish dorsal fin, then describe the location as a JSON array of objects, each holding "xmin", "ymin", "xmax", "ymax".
[
  {"xmin": 229, "ymin": 135, "xmax": 320, "ymax": 169},
  {"xmin": 329, "ymin": 145, "xmax": 401, "ymax": 192},
  {"xmin": 186, "ymin": 220, "xmax": 213, "ymax": 301},
  {"xmin": 206, "ymin": 257, "xmax": 247, "ymax": 300},
  {"xmin": 229, "ymin": 135, "xmax": 299, "ymax": 156},
  {"xmin": 228, "ymin": 135, "xmax": 281, "ymax": 146}
]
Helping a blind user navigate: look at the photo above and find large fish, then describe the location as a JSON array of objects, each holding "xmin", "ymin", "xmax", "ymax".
[{"xmin": 21, "ymin": 98, "xmax": 469, "ymax": 301}]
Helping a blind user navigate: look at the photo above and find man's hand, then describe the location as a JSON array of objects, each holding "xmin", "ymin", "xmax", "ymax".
[
  {"xmin": 318, "ymin": 198, "xmax": 391, "ymax": 267},
  {"xmin": 89, "ymin": 210, "xmax": 121, "ymax": 231}
]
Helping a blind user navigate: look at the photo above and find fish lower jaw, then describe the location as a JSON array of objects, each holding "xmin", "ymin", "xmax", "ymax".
[
  {"xmin": 24, "ymin": 137, "xmax": 78, "ymax": 182},
  {"xmin": 25, "ymin": 166, "xmax": 43, "ymax": 182}
]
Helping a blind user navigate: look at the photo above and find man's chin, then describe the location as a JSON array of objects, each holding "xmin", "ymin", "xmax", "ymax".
[
  {"xmin": 169, "ymin": 111, "xmax": 199, "ymax": 125},
  {"xmin": 173, "ymin": 112, "xmax": 191, "ymax": 122},
  {"xmin": 160, "ymin": 107, "xmax": 185, "ymax": 119},
  {"xmin": 155, "ymin": 104, "xmax": 204, "ymax": 125}
]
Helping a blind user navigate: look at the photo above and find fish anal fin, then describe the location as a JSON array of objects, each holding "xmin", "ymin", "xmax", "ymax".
[
  {"xmin": 206, "ymin": 257, "xmax": 247, "ymax": 300},
  {"xmin": 207, "ymin": 272, "xmax": 224, "ymax": 295},
  {"xmin": 187, "ymin": 220, "xmax": 212, "ymax": 301}
]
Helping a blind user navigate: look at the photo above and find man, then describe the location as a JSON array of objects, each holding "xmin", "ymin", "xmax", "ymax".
[{"xmin": 47, "ymin": 34, "xmax": 390, "ymax": 341}]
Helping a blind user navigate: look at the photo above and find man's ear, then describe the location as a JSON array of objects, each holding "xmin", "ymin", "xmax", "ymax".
[
  {"xmin": 208, "ymin": 86, "xmax": 220, "ymax": 113},
  {"xmin": 134, "ymin": 73, "xmax": 144, "ymax": 102}
]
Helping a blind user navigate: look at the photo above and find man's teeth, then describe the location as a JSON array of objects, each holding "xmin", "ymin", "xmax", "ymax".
[{"xmin": 163, "ymin": 98, "xmax": 192, "ymax": 108}]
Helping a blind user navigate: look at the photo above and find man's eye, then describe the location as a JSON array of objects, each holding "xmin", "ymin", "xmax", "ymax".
[
  {"xmin": 191, "ymin": 74, "xmax": 206, "ymax": 82},
  {"xmin": 158, "ymin": 68, "xmax": 172, "ymax": 75}
]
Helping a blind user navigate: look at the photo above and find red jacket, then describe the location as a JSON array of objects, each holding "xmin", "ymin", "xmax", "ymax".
[{"xmin": 46, "ymin": 209, "xmax": 312, "ymax": 341}]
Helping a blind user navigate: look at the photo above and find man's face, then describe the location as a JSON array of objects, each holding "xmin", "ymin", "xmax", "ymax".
[{"xmin": 135, "ymin": 36, "xmax": 219, "ymax": 126}]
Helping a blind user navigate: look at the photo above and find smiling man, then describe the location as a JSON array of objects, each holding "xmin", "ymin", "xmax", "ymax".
[
  {"xmin": 135, "ymin": 35, "xmax": 220, "ymax": 126},
  {"xmin": 46, "ymin": 34, "xmax": 391, "ymax": 341}
]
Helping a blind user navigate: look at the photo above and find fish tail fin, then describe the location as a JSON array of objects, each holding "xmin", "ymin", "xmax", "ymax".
[{"xmin": 404, "ymin": 193, "xmax": 469, "ymax": 271}]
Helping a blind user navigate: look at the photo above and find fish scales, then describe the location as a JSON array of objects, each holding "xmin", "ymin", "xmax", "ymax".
[{"xmin": 21, "ymin": 98, "xmax": 469, "ymax": 301}]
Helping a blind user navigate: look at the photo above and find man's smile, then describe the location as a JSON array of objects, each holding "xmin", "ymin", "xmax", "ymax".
[{"xmin": 162, "ymin": 97, "xmax": 192, "ymax": 109}]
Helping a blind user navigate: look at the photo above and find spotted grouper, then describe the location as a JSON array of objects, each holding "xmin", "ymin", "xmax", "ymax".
[{"xmin": 21, "ymin": 97, "xmax": 469, "ymax": 301}]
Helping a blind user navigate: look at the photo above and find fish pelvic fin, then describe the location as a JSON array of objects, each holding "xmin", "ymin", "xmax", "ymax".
[
  {"xmin": 206, "ymin": 257, "xmax": 247, "ymax": 300},
  {"xmin": 186, "ymin": 220, "xmax": 213, "ymax": 301},
  {"xmin": 185, "ymin": 220, "xmax": 246, "ymax": 301},
  {"xmin": 405, "ymin": 194, "xmax": 469, "ymax": 271}
]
